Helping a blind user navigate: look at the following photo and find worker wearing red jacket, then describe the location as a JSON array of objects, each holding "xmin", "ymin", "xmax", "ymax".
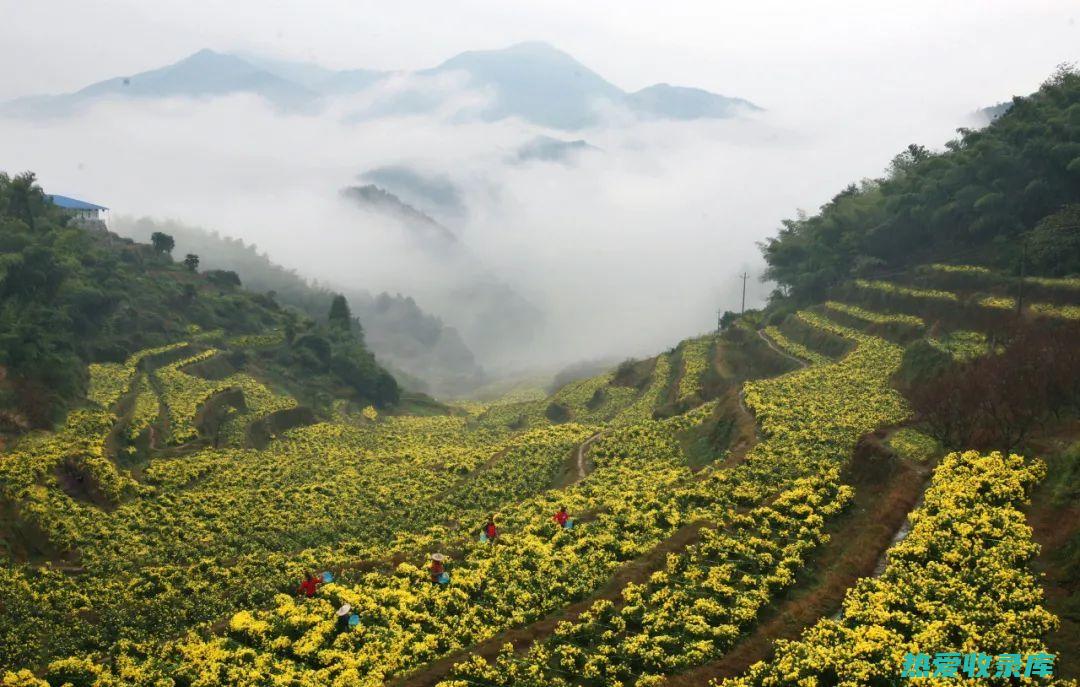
[
  {"xmin": 482, "ymin": 514, "xmax": 498, "ymax": 542},
  {"xmin": 553, "ymin": 505, "xmax": 570, "ymax": 528},
  {"xmin": 297, "ymin": 571, "xmax": 321, "ymax": 598}
]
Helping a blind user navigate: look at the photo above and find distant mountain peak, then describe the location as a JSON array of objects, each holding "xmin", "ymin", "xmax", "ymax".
[
  {"xmin": 186, "ymin": 47, "xmax": 228, "ymax": 60},
  {"xmin": 2, "ymin": 42, "xmax": 759, "ymax": 127},
  {"xmin": 626, "ymin": 83, "xmax": 762, "ymax": 120},
  {"xmin": 515, "ymin": 135, "xmax": 599, "ymax": 163},
  {"xmin": 341, "ymin": 184, "xmax": 458, "ymax": 247}
]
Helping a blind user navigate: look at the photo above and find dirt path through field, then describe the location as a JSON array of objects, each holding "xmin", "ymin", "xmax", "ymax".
[
  {"xmin": 757, "ymin": 328, "xmax": 809, "ymax": 368},
  {"xmin": 576, "ymin": 432, "xmax": 602, "ymax": 480}
]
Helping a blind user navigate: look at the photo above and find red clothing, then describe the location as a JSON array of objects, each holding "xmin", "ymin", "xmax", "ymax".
[
  {"xmin": 554, "ymin": 510, "xmax": 569, "ymax": 527},
  {"xmin": 299, "ymin": 577, "xmax": 319, "ymax": 597},
  {"xmin": 484, "ymin": 522, "xmax": 497, "ymax": 539},
  {"xmin": 431, "ymin": 561, "xmax": 445, "ymax": 576}
]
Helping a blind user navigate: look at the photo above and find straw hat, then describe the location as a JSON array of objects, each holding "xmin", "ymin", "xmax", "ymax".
[
  {"xmin": 430, "ymin": 553, "xmax": 446, "ymax": 562},
  {"xmin": 335, "ymin": 603, "xmax": 352, "ymax": 617}
]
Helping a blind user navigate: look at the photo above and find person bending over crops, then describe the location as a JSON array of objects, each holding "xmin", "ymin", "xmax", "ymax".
[
  {"xmin": 298, "ymin": 571, "xmax": 321, "ymax": 598},
  {"xmin": 334, "ymin": 603, "xmax": 352, "ymax": 634},
  {"xmin": 482, "ymin": 514, "xmax": 498, "ymax": 542},
  {"xmin": 430, "ymin": 553, "xmax": 448, "ymax": 583},
  {"xmin": 553, "ymin": 505, "xmax": 570, "ymax": 528}
]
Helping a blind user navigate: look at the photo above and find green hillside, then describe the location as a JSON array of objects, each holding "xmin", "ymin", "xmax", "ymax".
[
  {"xmin": 0, "ymin": 173, "xmax": 399, "ymax": 431},
  {"xmin": 762, "ymin": 65, "xmax": 1080, "ymax": 303},
  {"xmin": 112, "ymin": 217, "xmax": 485, "ymax": 398}
]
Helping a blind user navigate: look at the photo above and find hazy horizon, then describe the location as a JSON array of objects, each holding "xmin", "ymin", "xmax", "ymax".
[{"xmin": 2, "ymin": 1, "xmax": 1077, "ymax": 378}]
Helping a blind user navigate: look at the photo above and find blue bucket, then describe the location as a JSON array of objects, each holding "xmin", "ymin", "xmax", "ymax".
[
  {"xmin": 348, "ymin": 613, "xmax": 360, "ymax": 627},
  {"xmin": 565, "ymin": 519, "xmax": 574, "ymax": 530},
  {"xmin": 438, "ymin": 572, "xmax": 450, "ymax": 584},
  {"xmin": 479, "ymin": 532, "xmax": 488, "ymax": 543},
  {"xmin": 320, "ymin": 571, "xmax": 334, "ymax": 583}
]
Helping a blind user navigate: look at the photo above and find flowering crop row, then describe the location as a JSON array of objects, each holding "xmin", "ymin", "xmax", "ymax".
[
  {"xmin": 154, "ymin": 350, "xmax": 296, "ymax": 445},
  {"xmin": 823, "ymin": 300, "xmax": 925, "ymax": 328},
  {"xmin": 761, "ymin": 326, "xmax": 830, "ymax": 365},
  {"xmin": 85, "ymin": 342, "xmax": 190, "ymax": 409},
  {"xmin": 921, "ymin": 262, "xmax": 1080, "ymax": 291},
  {"xmin": 612, "ymin": 354, "xmax": 672, "ymax": 426},
  {"xmin": 476, "ymin": 363, "xmax": 659, "ymax": 432},
  {"xmin": 227, "ymin": 331, "xmax": 285, "ymax": 348},
  {"xmin": 720, "ymin": 450, "xmax": 1057, "ymax": 687},
  {"xmin": 676, "ymin": 336, "xmax": 714, "ymax": 402},
  {"xmin": 927, "ymin": 329, "xmax": 991, "ymax": 361},
  {"xmin": 853, "ymin": 279, "xmax": 960, "ymax": 302},
  {"xmin": 922, "ymin": 263, "xmax": 993, "ymax": 275},
  {"xmin": 1030, "ymin": 301, "xmax": 1080, "ymax": 320},
  {"xmin": 124, "ymin": 375, "xmax": 159, "ymax": 442}
]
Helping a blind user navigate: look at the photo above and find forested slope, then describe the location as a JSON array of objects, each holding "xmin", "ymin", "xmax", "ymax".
[
  {"xmin": 762, "ymin": 65, "xmax": 1080, "ymax": 303},
  {"xmin": 114, "ymin": 217, "xmax": 484, "ymax": 397},
  {"xmin": 0, "ymin": 173, "xmax": 399, "ymax": 429}
]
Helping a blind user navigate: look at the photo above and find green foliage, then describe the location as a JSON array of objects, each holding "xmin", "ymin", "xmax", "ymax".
[
  {"xmin": 893, "ymin": 339, "xmax": 953, "ymax": 391},
  {"xmin": 150, "ymin": 231, "xmax": 174, "ymax": 254},
  {"xmin": 113, "ymin": 217, "xmax": 483, "ymax": 397},
  {"xmin": 0, "ymin": 171, "xmax": 400, "ymax": 423},
  {"xmin": 888, "ymin": 427, "xmax": 940, "ymax": 462},
  {"xmin": 183, "ymin": 253, "xmax": 200, "ymax": 272},
  {"xmin": 1026, "ymin": 204, "xmax": 1080, "ymax": 276},
  {"xmin": 327, "ymin": 293, "xmax": 351, "ymax": 331},
  {"xmin": 762, "ymin": 67, "xmax": 1080, "ymax": 301}
]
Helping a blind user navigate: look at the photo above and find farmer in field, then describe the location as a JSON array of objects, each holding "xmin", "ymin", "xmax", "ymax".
[
  {"xmin": 482, "ymin": 514, "xmax": 498, "ymax": 543},
  {"xmin": 553, "ymin": 505, "xmax": 570, "ymax": 529},
  {"xmin": 334, "ymin": 603, "xmax": 352, "ymax": 634},
  {"xmin": 430, "ymin": 553, "xmax": 447, "ymax": 583},
  {"xmin": 298, "ymin": 571, "xmax": 321, "ymax": 599}
]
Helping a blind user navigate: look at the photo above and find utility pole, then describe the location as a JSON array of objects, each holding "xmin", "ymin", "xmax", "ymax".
[
  {"xmin": 1016, "ymin": 240, "xmax": 1026, "ymax": 317},
  {"xmin": 739, "ymin": 272, "xmax": 749, "ymax": 315},
  {"xmin": 716, "ymin": 308, "xmax": 723, "ymax": 333}
]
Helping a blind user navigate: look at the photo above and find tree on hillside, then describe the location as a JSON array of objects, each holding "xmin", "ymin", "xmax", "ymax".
[
  {"xmin": 328, "ymin": 294, "xmax": 351, "ymax": 331},
  {"xmin": 151, "ymin": 231, "xmax": 175, "ymax": 255},
  {"xmin": 183, "ymin": 254, "xmax": 200, "ymax": 272},
  {"xmin": 7, "ymin": 172, "xmax": 43, "ymax": 231}
]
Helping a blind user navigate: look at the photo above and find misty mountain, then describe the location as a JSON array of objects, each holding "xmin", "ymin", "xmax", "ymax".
[
  {"xmin": 340, "ymin": 184, "xmax": 459, "ymax": 248},
  {"xmin": 625, "ymin": 82, "xmax": 762, "ymax": 119},
  {"xmin": 237, "ymin": 53, "xmax": 387, "ymax": 95},
  {"xmin": 3, "ymin": 42, "xmax": 759, "ymax": 128},
  {"xmin": 515, "ymin": 135, "xmax": 599, "ymax": 163},
  {"xmin": 339, "ymin": 183, "xmax": 544, "ymax": 367},
  {"xmin": 360, "ymin": 166, "xmax": 466, "ymax": 219},
  {"xmin": 2, "ymin": 49, "xmax": 319, "ymax": 116},
  {"xmin": 419, "ymin": 41, "xmax": 624, "ymax": 128}
]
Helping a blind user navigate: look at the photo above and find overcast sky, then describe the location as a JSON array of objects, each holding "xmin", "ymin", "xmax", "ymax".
[{"xmin": 2, "ymin": 0, "xmax": 1077, "ymax": 109}]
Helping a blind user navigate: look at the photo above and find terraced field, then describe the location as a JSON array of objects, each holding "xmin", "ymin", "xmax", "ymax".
[{"xmin": 1, "ymin": 264, "xmax": 1076, "ymax": 687}]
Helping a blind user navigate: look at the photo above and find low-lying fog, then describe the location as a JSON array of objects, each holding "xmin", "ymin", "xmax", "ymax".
[{"xmin": 2, "ymin": 0, "xmax": 1075, "ymax": 378}]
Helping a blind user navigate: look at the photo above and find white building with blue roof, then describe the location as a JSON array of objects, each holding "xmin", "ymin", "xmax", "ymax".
[{"xmin": 48, "ymin": 194, "xmax": 109, "ymax": 224}]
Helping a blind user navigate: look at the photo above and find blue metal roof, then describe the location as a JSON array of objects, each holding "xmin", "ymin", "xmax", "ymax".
[{"xmin": 48, "ymin": 194, "xmax": 108, "ymax": 211}]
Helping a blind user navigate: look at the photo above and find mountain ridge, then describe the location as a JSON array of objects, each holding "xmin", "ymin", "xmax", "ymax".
[{"xmin": 2, "ymin": 43, "xmax": 760, "ymax": 128}]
